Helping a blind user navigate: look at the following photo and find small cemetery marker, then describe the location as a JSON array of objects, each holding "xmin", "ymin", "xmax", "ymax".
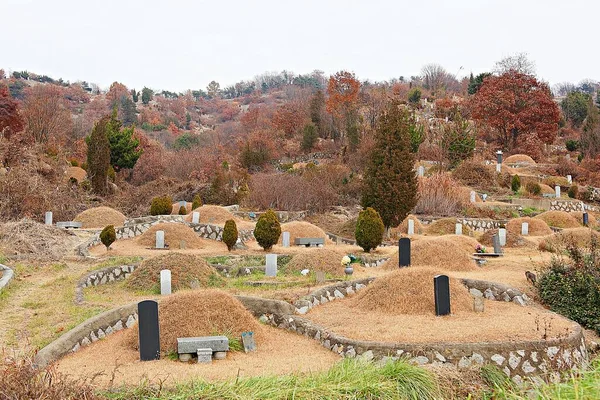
[
  {"xmin": 282, "ymin": 231, "xmax": 291, "ymax": 247},
  {"xmin": 45, "ymin": 211, "xmax": 53, "ymax": 226},
  {"xmin": 455, "ymin": 223, "xmax": 462, "ymax": 235},
  {"xmin": 138, "ymin": 300, "xmax": 160, "ymax": 361},
  {"xmin": 241, "ymin": 331, "xmax": 256, "ymax": 353},
  {"xmin": 265, "ymin": 254, "xmax": 277, "ymax": 277},
  {"xmin": 407, "ymin": 219, "xmax": 415, "ymax": 235},
  {"xmin": 398, "ymin": 238, "xmax": 411, "ymax": 267},
  {"xmin": 495, "ymin": 150, "xmax": 503, "ymax": 173},
  {"xmin": 470, "ymin": 191, "xmax": 476, "ymax": 203},
  {"xmin": 192, "ymin": 212, "xmax": 200, "ymax": 224},
  {"xmin": 315, "ymin": 270, "xmax": 325, "ymax": 284},
  {"xmin": 583, "ymin": 212, "xmax": 589, "ymax": 226},
  {"xmin": 433, "ymin": 275, "xmax": 451, "ymax": 316},
  {"xmin": 160, "ymin": 269, "xmax": 171, "ymax": 295},
  {"xmin": 567, "ymin": 175, "xmax": 572, "ymax": 184},
  {"xmin": 492, "ymin": 234, "xmax": 502, "ymax": 254},
  {"xmin": 521, "ymin": 222, "xmax": 529, "ymax": 236},
  {"xmin": 498, "ymin": 228, "xmax": 507, "ymax": 247},
  {"xmin": 555, "ymin": 185, "xmax": 561, "ymax": 198},
  {"xmin": 178, "ymin": 200, "xmax": 186, "ymax": 208},
  {"xmin": 473, "ymin": 296, "xmax": 484, "ymax": 313},
  {"xmin": 417, "ymin": 166, "xmax": 425, "ymax": 177},
  {"xmin": 155, "ymin": 230, "xmax": 165, "ymax": 249}
]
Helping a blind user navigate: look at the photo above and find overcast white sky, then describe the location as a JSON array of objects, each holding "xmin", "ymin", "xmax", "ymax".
[{"xmin": 1, "ymin": 0, "xmax": 598, "ymax": 92}]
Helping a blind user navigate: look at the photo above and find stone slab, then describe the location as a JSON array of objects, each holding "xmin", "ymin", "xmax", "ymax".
[{"xmin": 177, "ymin": 336, "xmax": 229, "ymax": 353}]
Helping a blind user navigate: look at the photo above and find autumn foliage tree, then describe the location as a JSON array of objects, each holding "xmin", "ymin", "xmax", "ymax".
[
  {"xmin": 471, "ymin": 71, "xmax": 560, "ymax": 151},
  {"xmin": 0, "ymin": 85, "xmax": 23, "ymax": 140},
  {"xmin": 362, "ymin": 100, "xmax": 418, "ymax": 232},
  {"xmin": 327, "ymin": 71, "xmax": 360, "ymax": 146},
  {"xmin": 22, "ymin": 85, "xmax": 72, "ymax": 143}
]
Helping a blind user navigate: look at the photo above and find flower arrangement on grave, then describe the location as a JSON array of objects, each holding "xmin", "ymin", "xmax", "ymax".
[{"xmin": 475, "ymin": 244, "xmax": 487, "ymax": 254}]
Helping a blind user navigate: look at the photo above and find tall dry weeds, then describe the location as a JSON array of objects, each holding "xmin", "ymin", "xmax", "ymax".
[{"xmin": 414, "ymin": 173, "xmax": 466, "ymax": 216}]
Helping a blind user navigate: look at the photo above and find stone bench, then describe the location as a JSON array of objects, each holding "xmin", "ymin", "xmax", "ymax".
[
  {"xmin": 56, "ymin": 221, "xmax": 83, "ymax": 229},
  {"xmin": 294, "ymin": 237, "xmax": 325, "ymax": 247},
  {"xmin": 177, "ymin": 335, "xmax": 229, "ymax": 363}
]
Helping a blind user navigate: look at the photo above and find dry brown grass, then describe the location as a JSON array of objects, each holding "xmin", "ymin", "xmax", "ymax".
[
  {"xmin": 124, "ymin": 289, "xmax": 264, "ymax": 355},
  {"xmin": 506, "ymin": 217, "xmax": 552, "ymax": 236},
  {"xmin": 278, "ymin": 221, "xmax": 333, "ymax": 245},
  {"xmin": 0, "ymin": 219, "xmax": 77, "ymax": 259},
  {"xmin": 184, "ymin": 205, "xmax": 255, "ymax": 230},
  {"xmin": 136, "ymin": 223, "xmax": 204, "ymax": 249},
  {"xmin": 65, "ymin": 166, "xmax": 87, "ymax": 182},
  {"xmin": 350, "ymin": 267, "xmax": 473, "ymax": 315},
  {"xmin": 73, "ymin": 206, "xmax": 126, "ymax": 229},
  {"xmin": 126, "ymin": 252, "xmax": 218, "ymax": 292},
  {"xmin": 479, "ymin": 228, "xmax": 529, "ymax": 248},
  {"xmin": 394, "ymin": 215, "xmax": 425, "ymax": 236},
  {"xmin": 383, "ymin": 236, "xmax": 476, "ymax": 271},
  {"xmin": 539, "ymin": 228, "xmax": 600, "ymax": 252},
  {"xmin": 171, "ymin": 201, "xmax": 192, "ymax": 215},
  {"xmin": 414, "ymin": 173, "xmax": 467, "ymax": 216},
  {"xmin": 504, "ymin": 154, "xmax": 536, "ymax": 164},
  {"xmin": 542, "ymin": 176, "xmax": 570, "ymax": 187},
  {"xmin": 538, "ymin": 183, "xmax": 555, "ymax": 195},
  {"xmin": 286, "ymin": 248, "xmax": 348, "ymax": 276},
  {"xmin": 570, "ymin": 211, "xmax": 598, "ymax": 228},
  {"xmin": 534, "ymin": 210, "xmax": 581, "ymax": 229},
  {"xmin": 426, "ymin": 218, "xmax": 473, "ymax": 236}
]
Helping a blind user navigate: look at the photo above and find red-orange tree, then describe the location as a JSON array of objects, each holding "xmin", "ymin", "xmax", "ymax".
[
  {"xmin": 22, "ymin": 85, "xmax": 72, "ymax": 143},
  {"xmin": 326, "ymin": 71, "xmax": 361, "ymax": 147},
  {"xmin": 0, "ymin": 85, "xmax": 23, "ymax": 140},
  {"xmin": 470, "ymin": 71, "xmax": 560, "ymax": 150}
]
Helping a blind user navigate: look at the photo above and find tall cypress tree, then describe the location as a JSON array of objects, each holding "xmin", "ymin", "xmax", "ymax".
[
  {"xmin": 86, "ymin": 116, "xmax": 111, "ymax": 194},
  {"xmin": 361, "ymin": 100, "xmax": 418, "ymax": 231}
]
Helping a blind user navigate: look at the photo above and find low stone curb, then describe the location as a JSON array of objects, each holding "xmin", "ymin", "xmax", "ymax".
[
  {"xmin": 462, "ymin": 278, "xmax": 530, "ymax": 306},
  {"xmin": 293, "ymin": 278, "xmax": 376, "ymax": 314},
  {"xmin": 0, "ymin": 263, "xmax": 15, "ymax": 291},
  {"xmin": 74, "ymin": 264, "xmax": 139, "ymax": 304}
]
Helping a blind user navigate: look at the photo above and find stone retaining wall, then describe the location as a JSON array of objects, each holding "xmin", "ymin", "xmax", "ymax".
[
  {"xmin": 549, "ymin": 200, "xmax": 599, "ymax": 213},
  {"xmin": 417, "ymin": 217, "xmax": 508, "ymax": 232},
  {"xmin": 0, "ymin": 263, "xmax": 14, "ymax": 291},
  {"xmin": 462, "ymin": 278, "xmax": 529, "ymax": 306},
  {"xmin": 233, "ymin": 210, "xmax": 307, "ymax": 223},
  {"xmin": 74, "ymin": 264, "xmax": 138, "ymax": 304},
  {"xmin": 293, "ymin": 278, "xmax": 376, "ymax": 314}
]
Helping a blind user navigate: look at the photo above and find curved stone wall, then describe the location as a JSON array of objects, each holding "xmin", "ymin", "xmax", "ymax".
[{"xmin": 74, "ymin": 264, "xmax": 138, "ymax": 304}]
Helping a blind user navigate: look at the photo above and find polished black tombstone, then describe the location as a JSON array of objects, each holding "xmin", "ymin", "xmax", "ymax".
[
  {"xmin": 434, "ymin": 275, "xmax": 451, "ymax": 316},
  {"xmin": 398, "ymin": 237, "xmax": 411, "ymax": 267},
  {"xmin": 138, "ymin": 300, "xmax": 160, "ymax": 361},
  {"xmin": 583, "ymin": 212, "xmax": 589, "ymax": 227}
]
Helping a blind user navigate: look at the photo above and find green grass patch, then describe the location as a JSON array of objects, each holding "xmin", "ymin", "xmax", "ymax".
[
  {"xmin": 103, "ymin": 358, "xmax": 439, "ymax": 400},
  {"xmin": 93, "ymin": 256, "xmax": 143, "ymax": 271}
]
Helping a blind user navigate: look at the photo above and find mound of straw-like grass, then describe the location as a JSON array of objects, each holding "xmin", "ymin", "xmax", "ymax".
[
  {"xmin": 73, "ymin": 206, "xmax": 126, "ymax": 229},
  {"xmin": 279, "ymin": 221, "xmax": 333, "ymax": 245},
  {"xmin": 504, "ymin": 154, "xmax": 536, "ymax": 164},
  {"xmin": 538, "ymin": 228, "xmax": 600, "ymax": 253},
  {"xmin": 426, "ymin": 218, "xmax": 474, "ymax": 236},
  {"xmin": 136, "ymin": 223, "xmax": 204, "ymax": 249},
  {"xmin": 383, "ymin": 236, "xmax": 476, "ymax": 271},
  {"xmin": 286, "ymin": 248, "xmax": 348, "ymax": 276},
  {"xmin": 534, "ymin": 211, "xmax": 580, "ymax": 229},
  {"xmin": 506, "ymin": 217, "xmax": 552, "ymax": 236}
]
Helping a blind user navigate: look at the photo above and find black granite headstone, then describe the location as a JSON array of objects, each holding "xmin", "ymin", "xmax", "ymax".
[
  {"xmin": 398, "ymin": 237, "xmax": 411, "ymax": 267},
  {"xmin": 583, "ymin": 212, "xmax": 589, "ymax": 227},
  {"xmin": 434, "ymin": 275, "xmax": 451, "ymax": 316},
  {"xmin": 138, "ymin": 300, "xmax": 160, "ymax": 361}
]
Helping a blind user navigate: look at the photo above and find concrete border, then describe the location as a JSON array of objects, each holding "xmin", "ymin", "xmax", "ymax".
[{"xmin": 0, "ymin": 263, "xmax": 14, "ymax": 291}]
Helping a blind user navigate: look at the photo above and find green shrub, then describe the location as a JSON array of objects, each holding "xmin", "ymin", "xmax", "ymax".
[
  {"xmin": 355, "ymin": 207, "xmax": 385, "ymax": 252},
  {"xmin": 100, "ymin": 225, "xmax": 116, "ymax": 250},
  {"xmin": 222, "ymin": 219, "xmax": 238, "ymax": 251},
  {"xmin": 408, "ymin": 88, "xmax": 422, "ymax": 104},
  {"xmin": 69, "ymin": 159, "xmax": 79, "ymax": 167},
  {"xmin": 192, "ymin": 194, "xmax": 202, "ymax": 210},
  {"xmin": 253, "ymin": 209, "xmax": 281, "ymax": 251},
  {"xmin": 568, "ymin": 184, "xmax": 579, "ymax": 199},
  {"xmin": 525, "ymin": 181, "xmax": 541, "ymax": 196},
  {"xmin": 107, "ymin": 165, "xmax": 116, "ymax": 183},
  {"xmin": 150, "ymin": 195, "xmax": 173, "ymax": 216},
  {"xmin": 510, "ymin": 174, "xmax": 521, "ymax": 193},
  {"xmin": 178, "ymin": 205, "xmax": 187, "ymax": 215},
  {"xmin": 537, "ymin": 236, "xmax": 600, "ymax": 334},
  {"xmin": 566, "ymin": 139, "xmax": 579, "ymax": 152}
]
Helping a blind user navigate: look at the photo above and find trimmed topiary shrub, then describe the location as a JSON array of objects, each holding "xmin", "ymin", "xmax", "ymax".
[
  {"xmin": 223, "ymin": 219, "xmax": 238, "ymax": 251},
  {"xmin": 511, "ymin": 174, "xmax": 521, "ymax": 193},
  {"xmin": 100, "ymin": 225, "xmax": 116, "ymax": 250},
  {"xmin": 192, "ymin": 194, "xmax": 202, "ymax": 210},
  {"xmin": 254, "ymin": 209, "xmax": 281, "ymax": 251},
  {"xmin": 525, "ymin": 181, "xmax": 541, "ymax": 196},
  {"xmin": 178, "ymin": 205, "xmax": 187, "ymax": 215},
  {"xmin": 355, "ymin": 207, "xmax": 385, "ymax": 252},
  {"xmin": 150, "ymin": 195, "xmax": 173, "ymax": 216},
  {"xmin": 568, "ymin": 184, "xmax": 579, "ymax": 199}
]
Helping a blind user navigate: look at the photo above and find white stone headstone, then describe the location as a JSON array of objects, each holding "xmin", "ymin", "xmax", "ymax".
[
  {"xmin": 265, "ymin": 254, "xmax": 277, "ymax": 277},
  {"xmin": 156, "ymin": 230, "xmax": 165, "ymax": 249},
  {"xmin": 521, "ymin": 222, "xmax": 529, "ymax": 236},
  {"xmin": 555, "ymin": 185, "xmax": 561, "ymax": 198},
  {"xmin": 407, "ymin": 219, "xmax": 415, "ymax": 235},
  {"xmin": 282, "ymin": 231, "xmax": 290, "ymax": 247},
  {"xmin": 45, "ymin": 211, "xmax": 53, "ymax": 226},
  {"xmin": 178, "ymin": 200, "xmax": 186, "ymax": 208},
  {"xmin": 160, "ymin": 269, "xmax": 171, "ymax": 295},
  {"xmin": 567, "ymin": 175, "xmax": 572, "ymax": 184},
  {"xmin": 470, "ymin": 191, "xmax": 476, "ymax": 203},
  {"xmin": 192, "ymin": 212, "xmax": 200, "ymax": 224},
  {"xmin": 417, "ymin": 166, "xmax": 425, "ymax": 177},
  {"xmin": 498, "ymin": 228, "xmax": 507, "ymax": 247},
  {"xmin": 455, "ymin": 223, "xmax": 463, "ymax": 235}
]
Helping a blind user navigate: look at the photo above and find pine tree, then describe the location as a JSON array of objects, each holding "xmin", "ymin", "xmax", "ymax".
[
  {"xmin": 141, "ymin": 87, "xmax": 153, "ymax": 105},
  {"xmin": 86, "ymin": 116, "xmax": 111, "ymax": 194},
  {"xmin": 309, "ymin": 90, "xmax": 325, "ymax": 136},
  {"xmin": 107, "ymin": 108, "xmax": 141, "ymax": 171},
  {"xmin": 361, "ymin": 100, "xmax": 418, "ymax": 232}
]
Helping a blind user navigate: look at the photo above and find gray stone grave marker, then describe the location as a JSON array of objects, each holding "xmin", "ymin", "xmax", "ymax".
[
  {"xmin": 160, "ymin": 269, "xmax": 171, "ymax": 295},
  {"xmin": 45, "ymin": 211, "xmax": 53, "ymax": 226},
  {"xmin": 455, "ymin": 223, "xmax": 462, "ymax": 235},
  {"xmin": 434, "ymin": 275, "xmax": 451, "ymax": 316},
  {"xmin": 567, "ymin": 175, "xmax": 572, "ymax": 184},
  {"xmin": 470, "ymin": 191, "xmax": 476, "ymax": 203},
  {"xmin": 521, "ymin": 222, "xmax": 529, "ymax": 236},
  {"xmin": 155, "ymin": 230, "xmax": 165, "ymax": 249},
  {"xmin": 399, "ymin": 238, "xmax": 411, "ymax": 267},
  {"xmin": 417, "ymin": 166, "xmax": 425, "ymax": 177},
  {"xmin": 241, "ymin": 331, "xmax": 256, "ymax": 352},
  {"xmin": 282, "ymin": 231, "xmax": 290, "ymax": 247},
  {"xmin": 265, "ymin": 254, "xmax": 277, "ymax": 277},
  {"xmin": 178, "ymin": 200, "xmax": 186, "ymax": 208},
  {"xmin": 473, "ymin": 296, "xmax": 484, "ymax": 313},
  {"xmin": 407, "ymin": 219, "xmax": 415, "ymax": 235},
  {"xmin": 315, "ymin": 270, "xmax": 325, "ymax": 284},
  {"xmin": 492, "ymin": 234, "xmax": 502, "ymax": 254},
  {"xmin": 498, "ymin": 228, "xmax": 507, "ymax": 247},
  {"xmin": 192, "ymin": 212, "xmax": 200, "ymax": 224},
  {"xmin": 555, "ymin": 185, "xmax": 561, "ymax": 198},
  {"xmin": 138, "ymin": 300, "xmax": 160, "ymax": 361}
]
